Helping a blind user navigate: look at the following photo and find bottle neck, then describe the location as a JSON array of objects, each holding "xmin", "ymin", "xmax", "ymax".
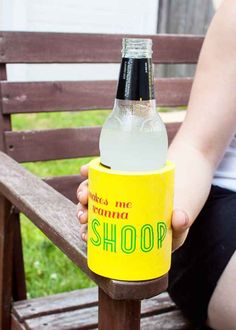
[
  {"xmin": 122, "ymin": 38, "xmax": 152, "ymax": 58},
  {"xmin": 116, "ymin": 56, "xmax": 155, "ymax": 101},
  {"xmin": 114, "ymin": 99, "xmax": 157, "ymax": 114}
]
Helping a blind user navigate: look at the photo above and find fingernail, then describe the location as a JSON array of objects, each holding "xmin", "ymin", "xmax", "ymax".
[
  {"xmin": 77, "ymin": 210, "xmax": 83, "ymax": 220},
  {"xmin": 82, "ymin": 232, "xmax": 86, "ymax": 240},
  {"xmin": 77, "ymin": 192, "xmax": 81, "ymax": 200}
]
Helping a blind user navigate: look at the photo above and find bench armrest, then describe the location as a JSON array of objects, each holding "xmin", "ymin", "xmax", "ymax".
[{"xmin": 0, "ymin": 151, "xmax": 167, "ymax": 300}]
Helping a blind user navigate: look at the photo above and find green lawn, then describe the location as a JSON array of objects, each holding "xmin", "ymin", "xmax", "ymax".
[{"xmin": 12, "ymin": 110, "xmax": 110, "ymax": 298}]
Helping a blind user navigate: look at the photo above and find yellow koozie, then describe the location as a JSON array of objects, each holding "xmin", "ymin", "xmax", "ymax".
[{"xmin": 88, "ymin": 158, "xmax": 175, "ymax": 281}]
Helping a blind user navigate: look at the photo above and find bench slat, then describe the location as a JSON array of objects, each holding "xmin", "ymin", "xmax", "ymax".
[
  {"xmin": 5, "ymin": 123, "xmax": 181, "ymax": 163},
  {"xmin": 13, "ymin": 287, "xmax": 98, "ymax": 322},
  {"xmin": 141, "ymin": 311, "xmax": 194, "ymax": 330},
  {"xmin": 44, "ymin": 175, "xmax": 84, "ymax": 204},
  {"xmin": 1, "ymin": 79, "xmax": 192, "ymax": 114},
  {"xmin": 13, "ymin": 288, "xmax": 176, "ymax": 322},
  {"xmin": 22, "ymin": 308, "xmax": 192, "ymax": 330},
  {"xmin": 5, "ymin": 127, "xmax": 101, "ymax": 162},
  {"xmin": 13, "ymin": 288, "xmax": 192, "ymax": 330},
  {"xmin": 0, "ymin": 32, "xmax": 203, "ymax": 64}
]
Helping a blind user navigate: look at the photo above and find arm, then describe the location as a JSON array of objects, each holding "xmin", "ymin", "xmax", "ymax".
[{"xmin": 170, "ymin": 0, "xmax": 236, "ymax": 250}]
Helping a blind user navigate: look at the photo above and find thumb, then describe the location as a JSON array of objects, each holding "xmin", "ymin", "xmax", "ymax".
[{"xmin": 171, "ymin": 209, "xmax": 190, "ymax": 251}]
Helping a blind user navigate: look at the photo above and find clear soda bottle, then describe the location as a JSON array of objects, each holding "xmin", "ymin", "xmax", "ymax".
[{"xmin": 99, "ymin": 38, "xmax": 168, "ymax": 171}]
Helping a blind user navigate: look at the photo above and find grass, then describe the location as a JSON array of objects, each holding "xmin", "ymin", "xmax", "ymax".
[
  {"xmin": 22, "ymin": 214, "xmax": 94, "ymax": 298},
  {"xmin": 12, "ymin": 110, "xmax": 110, "ymax": 298}
]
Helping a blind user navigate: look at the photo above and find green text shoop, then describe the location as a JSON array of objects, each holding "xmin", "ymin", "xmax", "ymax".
[{"xmin": 90, "ymin": 218, "xmax": 168, "ymax": 254}]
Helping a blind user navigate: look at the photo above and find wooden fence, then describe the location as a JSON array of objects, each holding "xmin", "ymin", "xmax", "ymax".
[{"xmin": 157, "ymin": 0, "xmax": 216, "ymax": 77}]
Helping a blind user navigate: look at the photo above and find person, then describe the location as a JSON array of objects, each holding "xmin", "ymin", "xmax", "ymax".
[{"xmin": 76, "ymin": 1, "xmax": 236, "ymax": 328}]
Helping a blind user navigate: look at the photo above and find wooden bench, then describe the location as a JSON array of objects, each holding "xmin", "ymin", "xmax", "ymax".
[{"xmin": 0, "ymin": 31, "xmax": 203, "ymax": 330}]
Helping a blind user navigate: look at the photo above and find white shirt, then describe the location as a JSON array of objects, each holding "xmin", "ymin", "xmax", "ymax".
[{"xmin": 212, "ymin": 136, "xmax": 236, "ymax": 192}]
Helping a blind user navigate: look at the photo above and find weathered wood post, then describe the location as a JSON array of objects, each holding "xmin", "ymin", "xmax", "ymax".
[{"xmin": 0, "ymin": 61, "xmax": 26, "ymax": 329}]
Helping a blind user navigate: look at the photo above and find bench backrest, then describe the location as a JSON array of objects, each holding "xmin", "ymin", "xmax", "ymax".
[{"xmin": 0, "ymin": 32, "xmax": 203, "ymax": 202}]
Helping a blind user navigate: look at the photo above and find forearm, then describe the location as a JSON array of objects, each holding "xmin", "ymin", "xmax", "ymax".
[
  {"xmin": 168, "ymin": 140, "xmax": 213, "ymax": 225},
  {"xmin": 169, "ymin": 0, "xmax": 236, "ymax": 225}
]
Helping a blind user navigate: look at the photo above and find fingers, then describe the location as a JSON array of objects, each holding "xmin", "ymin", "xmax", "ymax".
[
  {"xmin": 171, "ymin": 209, "xmax": 190, "ymax": 251},
  {"xmin": 77, "ymin": 162, "xmax": 89, "ymax": 206},
  {"xmin": 79, "ymin": 224, "xmax": 88, "ymax": 242},
  {"xmin": 77, "ymin": 179, "xmax": 88, "ymax": 205},
  {"xmin": 77, "ymin": 203, "xmax": 88, "ymax": 241},
  {"xmin": 77, "ymin": 166, "xmax": 89, "ymax": 242},
  {"xmin": 77, "ymin": 203, "xmax": 88, "ymax": 224},
  {"xmin": 80, "ymin": 164, "xmax": 89, "ymax": 178},
  {"xmin": 77, "ymin": 202, "xmax": 88, "ymax": 241}
]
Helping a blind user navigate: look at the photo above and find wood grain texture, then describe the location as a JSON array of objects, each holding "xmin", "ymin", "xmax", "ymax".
[
  {"xmin": 5, "ymin": 127, "xmax": 101, "ymax": 162},
  {"xmin": 0, "ymin": 196, "xmax": 14, "ymax": 330},
  {"xmin": 13, "ymin": 293, "xmax": 192, "ymax": 330},
  {"xmin": 12, "ymin": 216, "xmax": 27, "ymax": 301},
  {"xmin": 0, "ymin": 64, "xmax": 9, "ymax": 150},
  {"xmin": 0, "ymin": 63, "xmax": 16, "ymax": 330},
  {"xmin": 1, "ymin": 78, "xmax": 193, "ymax": 114},
  {"xmin": 157, "ymin": 0, "xmax": 214, "ymax": 78},
  {"xmin": 0, "ymin": 32, "xmax": 203, "ymax": 64},
  {"xmin": 23, "ymin": 309, "xmax": 194, "ymax": 330},
  {"xmin": 158, "ymin": 0, "xmax": 214, "ymax": 34},
  {"xmin": 0, "ymin": 151, "xmax": 168, "ymax": 300},
  {"xmin": 13, "ymin": 287, "xmax": 98, "ymax": 321},
  {"xmin": 98, "ymin": 288, "xmax": 141, "ymax": 330},
  {"xmin": 13, "ymin": 288, "xmax": 176, "ymax": 322},
  {"xmin": 44, "ymin": 175, "xmax": 84, "ymax": 204},
  {"xmin": 12, "ymin": 287, "xmax": 184, "ymax": 330},
  {"xmin": 10, "ymin": 315, "xmax": 25, "ymax": 330},
  {"xmin": 141, "ymin": 311, "xmax": 195, "ymax": 330},
  {"xmin": 4, "ymin": 122, "xmax": 180, "ymax": 163}
]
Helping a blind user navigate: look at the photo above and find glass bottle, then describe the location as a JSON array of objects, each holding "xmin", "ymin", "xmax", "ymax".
[{"xmin": 99, "ymin": 38, "xmax": 168, "ymax": 171}]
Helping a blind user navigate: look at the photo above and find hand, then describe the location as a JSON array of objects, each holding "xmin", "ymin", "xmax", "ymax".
[
  {"xmin": 76, "ymin": 164, "xmax": 191, "ymax": 250},
  {"xmin": 171, "ymin": 209, "xmax": 190, "ymax": 252},
  {"xmin": 77, "ymin": 165, "xmax": 89, "ymax": 242}
]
